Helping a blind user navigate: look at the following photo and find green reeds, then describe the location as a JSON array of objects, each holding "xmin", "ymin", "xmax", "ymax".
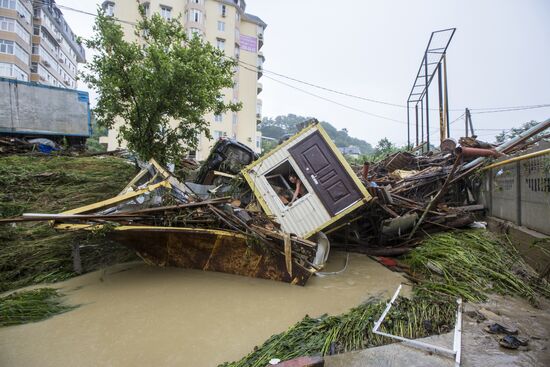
[
  {"xmin": 0, "ymin": 288, "xmax": 76, "ymax": 327},
  {"xmin": 404, "ymin": 230, "xmax": 550, "ymax": 304},
  {"xmin": 0, "ymin": 156, "xmax": 137, "ymax": 292},
  {"xmin": 220, "ymin": 296, "xmax": 455, "ymax": 367}
]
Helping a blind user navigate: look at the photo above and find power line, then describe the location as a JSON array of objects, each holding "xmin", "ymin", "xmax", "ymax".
[
  {"xmin": 237, "ymin": 59, "xmax": 413, "ymax": 109},
  {"xmin": 236, "ymin": 63, "xmax": 408, "ymax": 124},
  {"xmin": 471, "ymin": 104, "xmax": 550, "ymax": 114},
  {"xmin": 47, "ymin": 2, "xmax": 550, "ymax": 119}
]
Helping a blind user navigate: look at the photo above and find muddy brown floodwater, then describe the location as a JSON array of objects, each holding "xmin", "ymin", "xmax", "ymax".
[{"xmin": 0, "ymin": 251, "xmax": 408, "ymax": 367}]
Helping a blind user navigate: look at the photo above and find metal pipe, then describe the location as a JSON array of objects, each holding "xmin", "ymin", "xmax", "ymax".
[
  {"xmin": 480, "ymin": 148, "xmax": 550, "ymax": 171},
  {"xmin": 438, "ymin": 63, "xmax": 445, "ymax": 144},
  {"xmin": 415, "ymin": 104, "xmax": 419, "ymax": 146},
  {"xmin": 465, "ymin": 108, "xmax": 469, "ymax": 137},
  {"xmin": 407, "ymin": 101, "xmax": 411, "ymax": 149},
  {"xmin": 443, "ymin": 54, "xmax": 450, "ymax": 138},
  {"xmin": 362, "ymin": 162, "xmax": 370, "ymax": 181},
  {"xmin": 455, "ymin": 146, "xmax": 504, "ymax": 158},
  {"xmin": 421, "ymin": 99, "xmax": 424, "ymax": 151},
  {"xmin": 424, "ymin": 56, "xmax": 430, "ymax": 151},
  {"xmin": 463, "ymin": 117, "xmax": 550, "ymax": 170}
]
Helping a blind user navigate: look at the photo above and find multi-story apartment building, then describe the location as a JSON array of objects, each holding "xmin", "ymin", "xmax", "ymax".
[
  {"xmin": 102, "ymin": 0, "xmax": 266, "ymax": 158},
  {"xmin": 0, "ymin": 0, "xmax": 85, "ymax": 88}
]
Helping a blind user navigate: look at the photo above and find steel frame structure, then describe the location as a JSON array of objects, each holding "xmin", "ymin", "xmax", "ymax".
[
  {"xmin": 372, "ymin": 284, "xmax": 463, "ymax": 366},
  {"xmin": 407, "ymin": 28, "xmax": 456, "ymax": 152}
]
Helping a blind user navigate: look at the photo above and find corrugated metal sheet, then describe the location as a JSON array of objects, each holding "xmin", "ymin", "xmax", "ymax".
[
  {"xmin": 247, "ymin": 127, "xmax": 331, "ymax": 237},
  {"xmin": 0, "ymin": 78, "xmax": 90, "ymax": 137}
]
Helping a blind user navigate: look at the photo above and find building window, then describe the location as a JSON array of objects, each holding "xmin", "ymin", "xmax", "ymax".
[
  {"xmin": 219, "ymin": 4, "xmax": 226, "ymax": 17},
  {"xmin": 16, "ymin": 1, "xmax": 31, "ymax": 24},
  {"xmin": 217, "ymin": 21, "xmax": 225, "ymax": 32},
  {"xmin": 0, "ymin": 0, "xmax": 16, "ymax": 10},
  {"xmin": 160, "ymin": 6, "xmax": 172, "ymax": 20},
  {"xmin": 188, "ymin": 27, "xmax": 202, "ymax": 38},
  {"xmin": 0, "ymin": 16, "xmax": 14, "ymax": 32},
  {"xmin": 214, "ymin": 114, "xmax": 223, "ymax": 123},
  {"xmin": 1, "ymin": 15, "xmax": 31, "ymax": 44},
  {"xmin": 15, "ymin": 21, "xmax": 30, "ymax": 45},
  {"xmin": 0, "ymin": 39, "xmax": 14, "ymax": 55},
  {"xmin": 189, "ymin": 0, "xmax": 203, "ymax": 4},
  {"xmin": 234, "ymin": 45, "xmax": 240, "ymax": 59},
  {"xmin": 189, "ymin": 9, "xmax": 202, "ymax": 23},
  {"xmin": 141, "ymin": 2, "xmax": 150, "ymax": 16},
  {"xmin": 232, "ymin": 113, "xmax": 238, "ymax": 125},
  {"xmin": 0, "ymin": 62, "xmax": 28, "ymax": 81},
  {"xmin": 216, "ymin": 38, "xmax": 225, "ymax": 51},
  {"xmin": 235, "ymin": 12, "xmax": 240, "ymax": 23},
  {"xmin": 213, "ymin": 130, "xmax": 224, "ymax": 140},
  {"xmin": 103, "ymin": 2, "xmax": 115, "ymax": 17}
]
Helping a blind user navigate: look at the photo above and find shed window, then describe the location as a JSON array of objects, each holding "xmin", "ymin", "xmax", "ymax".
[{"xmin": 265, "ymin": 161, "xmax": 309, "ymax": 207}]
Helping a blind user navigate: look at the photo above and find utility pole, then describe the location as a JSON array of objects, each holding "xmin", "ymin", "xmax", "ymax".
[{"xmin": 465, "ymin": 108, "xmax": 475, "ymax": 137}]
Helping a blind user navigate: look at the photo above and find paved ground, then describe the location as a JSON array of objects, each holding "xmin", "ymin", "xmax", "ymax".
[
  {"xmin": 325, "ymin": 333, "xmax": 454, "ymax": 367},
  {"xmin": 326, "ymin": 295, "xmax": 550, "ymax": 367}
]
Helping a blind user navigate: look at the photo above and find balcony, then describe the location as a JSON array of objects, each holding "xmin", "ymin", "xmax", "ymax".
[
  {"xmin": 258, "ymin": 33, "xmax": 264, "ymax": 50},
  {"xmin": 256, "ymin": 99, "xmax": 262, "ymax": 123}
]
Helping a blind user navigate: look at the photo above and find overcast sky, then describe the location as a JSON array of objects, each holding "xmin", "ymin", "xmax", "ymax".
[{"xmin": 56, "ymin": 0, "xmax": 550, "ymax": 147}]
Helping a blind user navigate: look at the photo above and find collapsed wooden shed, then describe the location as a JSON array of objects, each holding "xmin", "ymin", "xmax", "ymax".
[{"xmin": 242, "ymin": 122, "xmax": 372, "ymax": 239}]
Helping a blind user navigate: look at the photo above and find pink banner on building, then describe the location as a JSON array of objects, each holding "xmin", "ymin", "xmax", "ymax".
[{"xmin": 240, "ymin": 35, "xmax": 258, "ymax": 53}]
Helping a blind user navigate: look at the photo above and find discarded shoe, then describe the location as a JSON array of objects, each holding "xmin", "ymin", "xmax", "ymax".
[
  {"xmin": 484, "ymin": 323, "xmax": 518, "ymax": 335},
  {"xmin": 499, "ymin": 335, "xmax": 528, "ymax": 349}
]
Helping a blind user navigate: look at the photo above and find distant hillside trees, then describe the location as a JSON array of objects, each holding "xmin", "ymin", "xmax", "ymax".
[{"xmin": 260, "ymin": 114, "xmax": 374, "ymax": 154}]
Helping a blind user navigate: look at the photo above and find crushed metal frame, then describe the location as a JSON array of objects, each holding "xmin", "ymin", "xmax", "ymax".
[{"xmin": 372, "ymin": 284, "xmax": 463, "ymax": 366}]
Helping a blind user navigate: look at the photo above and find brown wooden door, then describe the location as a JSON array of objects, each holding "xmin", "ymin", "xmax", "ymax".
[{"xmin": 289, "ymin": 131, "xmax": 362, "ymax": 216}]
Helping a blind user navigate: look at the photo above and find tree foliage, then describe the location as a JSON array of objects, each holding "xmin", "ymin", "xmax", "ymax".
[
  {"xmin": 83, "ymin": 5, "xmax": 240, "ymax": 163},
  {"xmin": 495, "ymin": 120, "xmax": 544, "ymax": 143},
  {"xmin": 260, "ymin": 114, "xmax": 374, "ymax": 154}
]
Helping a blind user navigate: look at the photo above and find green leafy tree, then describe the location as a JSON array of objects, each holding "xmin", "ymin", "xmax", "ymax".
[
  {"xmin": 83, "ymin": 5, "xmax": 240, "ymax": 164},
  {"xmin": 495, "ymin": 120, "xmax": 544, "ymax": 143},
  {"xmin": 85, "ymin": 114, "xmax": 108, "ymax": 153}
]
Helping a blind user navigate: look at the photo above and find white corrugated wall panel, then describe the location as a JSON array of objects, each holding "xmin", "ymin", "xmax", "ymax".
[{"xmin": 247, "ymin": 127, "xmax": 330, "ymax": 237}]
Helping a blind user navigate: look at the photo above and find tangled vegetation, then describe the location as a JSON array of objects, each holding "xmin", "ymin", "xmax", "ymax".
[
  {"xmin": 0, "ymin": 288, "xmax": 76, "ymax": 327},
  {"xmin": 221, "ymin": 229, "xmax": 549, "ymax": 366},
  {"xmin": 0, "ymin": 156, "xmax": 137, "ymax": 292},
  {"xmin": 404, "ymin": 230, "xmax": 550, "ymax": 305},
  {"xmin": 220, "ymin": 296, "xmax": 455, "ymax": 367}
]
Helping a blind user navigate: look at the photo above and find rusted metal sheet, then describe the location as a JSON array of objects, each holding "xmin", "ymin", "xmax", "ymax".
[
  {"xmin": 109, "ymin": 227, "xmax": 313, "ymax": 286},
  {"xmin": 455, "ymin": 146, "xmax": 503, "ymax": 158}
]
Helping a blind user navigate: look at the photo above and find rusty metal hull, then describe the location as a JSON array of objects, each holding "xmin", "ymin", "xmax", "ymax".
[{"xmin": 109, "ymin": 227, "xmax": 314, "ymax": 286}]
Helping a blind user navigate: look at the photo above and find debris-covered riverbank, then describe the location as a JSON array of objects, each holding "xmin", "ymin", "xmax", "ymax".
[
  {"xmin": 0, "ymin": 156, "xmax": 137, "ymax": 292},
  {"xmin": 219, "ymin": 229, "xmax": 550, "ymax": 367}
]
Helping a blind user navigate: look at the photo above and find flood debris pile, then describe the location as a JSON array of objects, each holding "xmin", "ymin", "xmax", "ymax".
[
  {"xmin": 4, "ymin": 158, "xmax": 327, "ymax": 285},
  {"xmin": 220, "ymin": 229, "xmax": 550, "ymax": 366},
  {"xmin": 0, "ymin": 288, "xmax": 76, "ymax": 327},
  {"xmin": 2, "ymin": 119, "xmax": 549, "ymax": 289},
  {"xmin": 0, "ymin": 155, "xmax": 137, "ymax": 292},
  {"xmin": 327, "ymin": 118, "xmax": 550, "ymax": 255},
  {"xmin": 219, "ymin": 295, "xmax": 456, "ymax": 367},
  {"xmin": 403, "ymin": 230, "xmax": 550, "ymax": 305}
]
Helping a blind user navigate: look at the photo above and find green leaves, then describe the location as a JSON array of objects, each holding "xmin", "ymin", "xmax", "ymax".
[{"xmin": 83, "ymin": 5, "xmax": 240, "ymax": 164}]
